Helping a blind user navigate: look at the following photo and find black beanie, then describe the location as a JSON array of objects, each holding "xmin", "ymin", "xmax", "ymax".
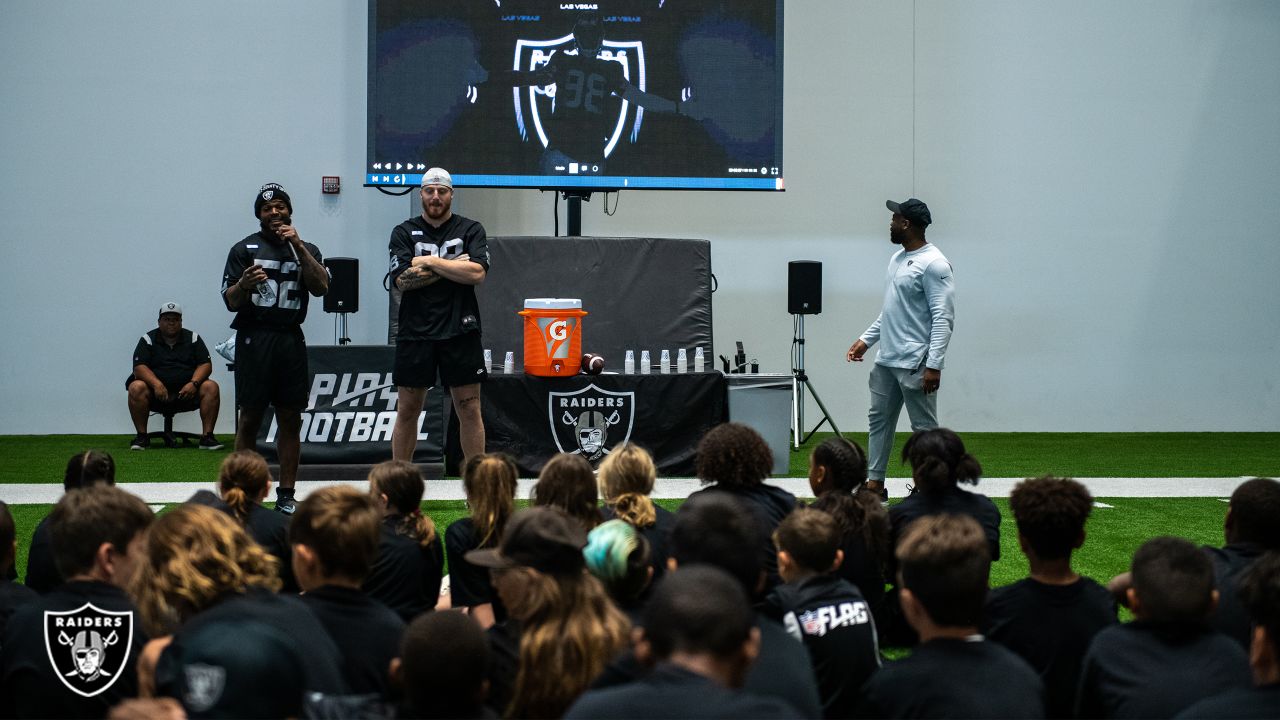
[{"xmin": 253, "ymin": 183, "xmax": 292, "ymax": 218}]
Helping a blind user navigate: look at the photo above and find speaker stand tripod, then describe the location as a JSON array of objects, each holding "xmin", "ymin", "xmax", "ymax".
[
  {"xmin": 791, "ymin": 313, "xmax": 840, "ymax": 448},
  {"xmin": 334, "ymin": 313, "xmax": 352, "ymax": 346}
]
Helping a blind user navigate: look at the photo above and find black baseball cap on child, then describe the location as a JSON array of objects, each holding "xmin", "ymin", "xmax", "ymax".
[{"xmin": 465, "ymin": 507, "xmax": 587, "ymax": 576}]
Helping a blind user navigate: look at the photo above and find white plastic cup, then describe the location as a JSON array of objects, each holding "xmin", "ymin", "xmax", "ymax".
[
  {"xmin": 660, "ymin": 349, "xmax": 671, "ymax": 374},
  {"xmin": 503, "ymin": 351, "xmax": 515, "ymax": 374},
  {"xmin": 640, "ymin": 350, "xmax": 651, "ymax": 375},
  {"xmin": 677, "ymin": 348, "xmax": 688, "ymax": 373},
  {"xmin": 694, "ymin": 347, "xmax": 705, "ymax": 372},
  {"xmin": 483, "ymin": 349, "xmax": 493, "ymax": 370},
  {"xmin": 624, "ymin": 350, "xmax": 635, "ymax": 375}
]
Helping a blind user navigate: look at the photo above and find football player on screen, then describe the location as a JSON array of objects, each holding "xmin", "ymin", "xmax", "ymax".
[{"xmin": 484, "ymin": 10, "xmax": 706, "ymax": 172}]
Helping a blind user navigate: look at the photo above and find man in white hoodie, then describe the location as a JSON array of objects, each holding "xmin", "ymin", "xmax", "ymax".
[{"xmin": 847, "ymin": 198, "xmax": 955, "ymax": 503}]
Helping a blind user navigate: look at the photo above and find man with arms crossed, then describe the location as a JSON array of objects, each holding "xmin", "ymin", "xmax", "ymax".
[
  {"xmin": 389, "ymin": 168, "xmax": 489, "ymax": 464},
  {"xmin": 221, "ymin": 183, "xmax": 329, "ymax": 514},
  {"xmin": 847, "ymin": 198, "xmax": 955, "ymax": 504}
]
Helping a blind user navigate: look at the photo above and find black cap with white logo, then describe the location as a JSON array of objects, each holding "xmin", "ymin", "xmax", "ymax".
[{"xmin": 887, "ymin": 198, "xmax": 932, "ymax": 227}]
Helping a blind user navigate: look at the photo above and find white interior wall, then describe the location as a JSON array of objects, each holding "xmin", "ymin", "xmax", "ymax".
[{"xmin": 1, "ymin": 0, "xmax": 1276, "ymax": 435}]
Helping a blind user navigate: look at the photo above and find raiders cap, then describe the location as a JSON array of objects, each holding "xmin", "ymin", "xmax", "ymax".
[
  {"xmin": 887, "ymin": 198, "xmax": 932, "ymax": 227},
  {"xmin": 465, "ymin": 507, "xmax": 587, "ymax": 576}
]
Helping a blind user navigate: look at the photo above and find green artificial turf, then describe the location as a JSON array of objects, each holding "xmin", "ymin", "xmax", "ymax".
[
  {"xmin": 3, "ymin": 432, "xmax": 1276, "ymax": 486},
  {"xmin": 0, "ymin": 435, "xmax": 232, "ymax": 485},
  {"xmin": 788, "ymin": 432, "xmax": 1280, "ymax": 479}
]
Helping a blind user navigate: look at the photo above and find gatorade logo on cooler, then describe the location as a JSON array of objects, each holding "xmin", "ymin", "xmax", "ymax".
[{"xmin": 539, "ymin": 317, "xmax": 577, "ymax": 359}]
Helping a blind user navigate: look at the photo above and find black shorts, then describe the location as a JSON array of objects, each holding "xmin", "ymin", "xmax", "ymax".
[
  {"xmin": 394, "ymin": 333, "xmax": 487, "ymax": 388},
  {"xmin": 234, "ymin": 328, "xmax": 309, "ymax": 411},
  {"xmin": 125, "ymin": 375, "xmax": 200, "ymax": 413}
]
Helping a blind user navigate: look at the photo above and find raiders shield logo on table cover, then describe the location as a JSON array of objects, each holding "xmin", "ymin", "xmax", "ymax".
[
  {"xmin": 548, "ymin": 383, "xmax": 635, "ymax": 462},
  {"xmin": 43, "ymin": 603, "xmax": 134, "ymax": 698}
]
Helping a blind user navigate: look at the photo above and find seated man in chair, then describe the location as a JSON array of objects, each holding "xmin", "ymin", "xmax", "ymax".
[{"xmin": 127, "ymin": 301, "xmax": 223, "ymax": 450}]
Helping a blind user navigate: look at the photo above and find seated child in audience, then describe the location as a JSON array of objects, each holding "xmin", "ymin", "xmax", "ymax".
[
  {"xmin": 0, "ymin": 501, "xmax": 36, "ymax": 638},
  {"xmin": 688, "ymin": 422, "xmax": 800, "ymax": 591},
  {"xmin": 532, "ymin": 452, "xmax": 603, "ymax": 531},
  {"xmin": 807, "ymin": 436, "xmax": 889, "ymax": 623},
  {"xmin": 1177, "ymin": 550, "xmax": 1280, "ymax": 718},
  {"xmin": 889, "ymin": 428, "xmax": 1000, "ymax": 561},
  {"xmin": 583, "ymin": 519, "xmax": 654, "ymax": 621},
  {"xmin": 856, "ymin": 514, "xmax": 1045, "ymax": 718},
  {"xmin": 765, "ymin": 508, "xmax": 881, "ymax": 719},
  {"xmin": 393, "ymin": 610, "xmax": 492, "ymax": 719},
  {"xmin": 213, "ymin": 449, "xmax": 295, "ymax": 591},
  {"xmin": 446, "ymin": 453, "xmax": 519, "ymax": 629},
  {"xmin": 1076, "ymin": 536, "xmax": 1250, "ymax": 718},
  {"xmin": 598, "ymin": 443, "xmax": 675, "ymax": 581},
  {"xmin": 664, "ymin": 493, "xmax": 823, "ymax": 717},
  {"xmin": 136, "ymin": 504, "xmax": 347, "ymax": 700},
  {"xmin": 2, "ymin": 487, "xmax": 152, "ymax": 719},
  {"xmin": 22, "ymin": 449, "xmax": 117, "ymax": 592},
  {"xmin": 1203, "ymin": 477, "xmax": 1280, "ymax": 649},
  {"xmin": 983, "ymin": 475, "xmax": 1117, "ymax": 719},
  {"xmin": 467, "ymin": 507, "xmax": 630, "ymax": 718},
  {"xmin": 292, "ymin": 485, "xmax": 406, "ymax": 697},
  {"xmin": 882, "ymin": 428, "xmax": 1001, "ymax": 646},
  {"xmin": 566, "ymin": 566, "xmax": 803, "ymax": 720},
  {"xmin": 363, "ymin": 460, "xmax": 444, "ymax": 622}
]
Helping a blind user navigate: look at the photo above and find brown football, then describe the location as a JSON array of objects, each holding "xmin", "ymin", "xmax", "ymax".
[{"xmin": 581, "ymin": 353, "xmax": 605, "ymax": 374}]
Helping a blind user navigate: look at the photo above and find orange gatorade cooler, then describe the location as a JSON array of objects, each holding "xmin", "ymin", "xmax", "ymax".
[{"xmin": 519, "ymin": 298, "xmax": 588, "ymax": 377}]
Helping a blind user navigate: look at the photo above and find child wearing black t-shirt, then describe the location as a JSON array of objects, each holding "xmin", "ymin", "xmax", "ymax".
[
  {"xmin": 1076, "ymin": 536, "xmax": 1250, "ymax": 718},
  {"xmin": 983, "ymin": 476, "xmax": 1117, "ymax": 718},
  {"xmin": 363, "ymin": 461, "xmax": 444, "ymax": 622},
  {"xmin": 0, "ymin": 501, "xmax": 36, "ymax": 639},
  {"xmin": 292, "ymin": 486, "xmax": 406, "ymax": 697},
  {"xmin": 1177, "ymin": 550, "xmax": 1280, "ymax": 718},
  {"xmin": 764, "ymin": 508, "xmax": 880, "ymax": 719},
  {"xmin": 445, "ymin": 453, "xmax": 519, "ymax": 629},
  {"xmin": 855, "ymin": 514, "xmax": 1045, "ymax": 719}
]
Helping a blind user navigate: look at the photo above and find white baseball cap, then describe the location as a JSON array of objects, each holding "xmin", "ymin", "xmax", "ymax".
[
  {"xmin": 158, "ymin": 301, "xmax": 183, "ymax": 317},
  {"xmin": 420, "ymin": 167, "xmax": 453, "ymax": 189}
]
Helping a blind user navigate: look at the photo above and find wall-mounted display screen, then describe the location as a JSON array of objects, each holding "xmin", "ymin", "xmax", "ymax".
[{"xmin": 367, "ymin": 0, "xmax": 784, "ymax": 190}]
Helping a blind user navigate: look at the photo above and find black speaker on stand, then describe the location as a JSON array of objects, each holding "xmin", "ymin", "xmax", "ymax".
[
  {"xmin": 788, "ymin": 260, "xmax": 822, "ymax": 314},
  {"xmin": 787, "ymin": 260, "xmax": 840, "ymax": 448},
  {"xmin": 324, "ymin": 257, "xmax": 359, "ymax": 345}
]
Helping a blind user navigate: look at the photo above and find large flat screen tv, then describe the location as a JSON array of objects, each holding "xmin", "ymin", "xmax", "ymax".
[{"xmin": 367, "ymin": 0, "xmax": 784, "ymax": 191}]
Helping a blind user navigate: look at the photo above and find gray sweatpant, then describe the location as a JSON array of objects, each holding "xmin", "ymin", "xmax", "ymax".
[{"xmin": 867, "ymin": 362, "xmax": 938, "ymax": 480}]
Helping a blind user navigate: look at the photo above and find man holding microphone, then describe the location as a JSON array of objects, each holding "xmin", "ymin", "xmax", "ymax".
[{"xmin": 221, "ymin": 182, "xmax": 329, "ymax": 514}]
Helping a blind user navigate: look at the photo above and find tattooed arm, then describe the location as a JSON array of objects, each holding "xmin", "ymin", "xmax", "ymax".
[{"xmin": 396, "ymin": 264, "xmax": 442, "ymax": 291}]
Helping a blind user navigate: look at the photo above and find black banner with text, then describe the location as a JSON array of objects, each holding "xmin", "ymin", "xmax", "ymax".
[{"xmin": 254, "ymin": 345, "xmax": 445, "ymax": 464}]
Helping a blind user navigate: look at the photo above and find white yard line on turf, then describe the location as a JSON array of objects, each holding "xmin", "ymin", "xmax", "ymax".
[{"xmin": 0, "ymin": 477, "xmax": 1247, "ymax": 505}]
